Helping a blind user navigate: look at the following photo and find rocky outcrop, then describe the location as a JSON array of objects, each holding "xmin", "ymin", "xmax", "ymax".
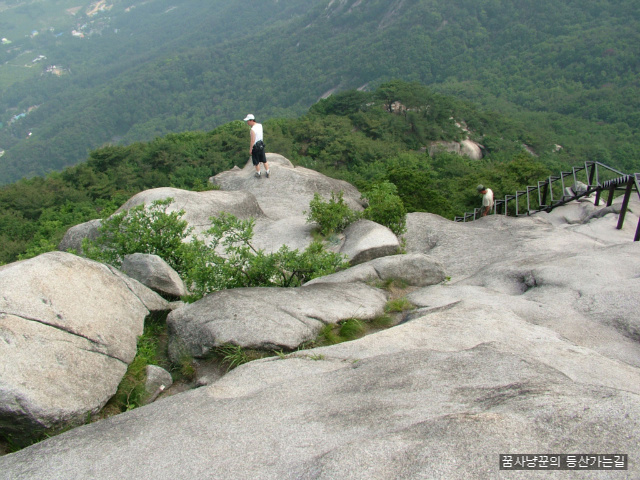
[
  {"xmin": 3, "ymin": 160, "xmax": 639, "ymax": 478},
  {"xmin": 167, "ymin": 282, "xmax": 387, "ymax": 359},
  {"xmin": 428, "ymin": 139, "xmax": 484, "ymax": 160},
  {"xmin": 0, "ymin": 252, "xmax": 169, "ymax": 442},
  {"xmin": 210, "ymin": 154, "xmax": 365, "ymax": 220},
  {"xmin": 58, "ymin": 155, "xmax": 385, "ymax": 260}
]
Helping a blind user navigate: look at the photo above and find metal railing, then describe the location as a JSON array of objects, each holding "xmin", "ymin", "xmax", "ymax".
[{"xmin": 454, "ymin": 162, "xmax": 640, "ymax": 241}]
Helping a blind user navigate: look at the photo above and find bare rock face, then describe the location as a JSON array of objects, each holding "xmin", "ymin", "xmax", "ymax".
[
  {"xmin": 0, "ymin": 252, "xmax": 169, "ymax": 442},
  {"xmin": 1, "ymin": 342, "xmax": 638, "ymax": 480},
  {"xmin": 428, "ymin": 139, "xmax": 484, "ymax": 160}
]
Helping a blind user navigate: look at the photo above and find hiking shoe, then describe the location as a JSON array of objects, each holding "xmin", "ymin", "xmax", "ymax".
[
  {"xmin": 255, "ymin": 172, "xmax": 261, "ymax": 178},
  {"xmin": 266, "ymin": 170, "xmax": 270, "ymax": 178}
]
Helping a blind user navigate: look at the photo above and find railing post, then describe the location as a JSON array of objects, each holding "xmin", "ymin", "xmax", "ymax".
[
  {"xmin": 540, "ymin": 181, "xmax": 549, "ymax": 209},
  {"xmin": 616, "ymin": 178, "xmax": 634, "ymax": 230},
  {"xmin": 606, "ymin": 183, "xmax": 616, "ymax": 207},
  {"xmin": 587, "ymin": 162, "xmax": 596, "ymax": 187}
]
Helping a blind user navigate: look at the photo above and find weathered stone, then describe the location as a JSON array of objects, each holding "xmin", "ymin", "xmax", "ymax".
[
  {"xmin": 167, "ymin": 282, "xmax": 387, "ymax": 358},
  {"xmin": 339, "ymin": 219, "xmax": 400, "ymax": 265},
  {"xmin": 121, "ymin": 253, "xmax": 186, "ymax": 299},
  {"xmin": 57, "ymin": 218, "xmax": 102, "ymax": 254},
  {"xmin": 459, "ymin": 139, "xmax": 484, "ymax": 160},
  {"xmin": 144, "ymin": 365, "xmax": 173, "ymax": 401},
  {"xmin": 306, "ymin": 252, "xmax": 445, "ymax": 287},
  {"xmin": 210, "ymin": 154, "xmax": 365, "ymax": 220},
  {"xmin": 115, "ymin": 186, "xmax": 265, "ymax": 240},
  {"xmin": 0, "ymin": 252, "xmax": 169, "ymax": 441},
  {"xmin": 428, "ymin": 139, "xmax": 483, "ymax": 160}
]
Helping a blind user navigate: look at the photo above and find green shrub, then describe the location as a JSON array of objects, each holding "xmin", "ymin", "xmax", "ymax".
[
  {"xmin": 83, "ymin": 198, "xmax": 191, "ymax": 272},
  {"xmin": 361, "ymin": 181, "xmax": 407, "ymax": 236},
  {"xmin": 84, "ymin": 201, "xmax": 348, "ymax": 301},
  {"xmin": 306, "ymin": 191, "xmax": 360, "ymax": 235}
]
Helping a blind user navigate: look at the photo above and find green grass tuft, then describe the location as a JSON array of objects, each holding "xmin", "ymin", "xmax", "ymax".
[
  {"xmin": 384, "ymin": 297, "xmax": 415, "ymax": 313},
  {"xmin": 338, "ymin": 318, "xmax": 366, "ymax": 340}
]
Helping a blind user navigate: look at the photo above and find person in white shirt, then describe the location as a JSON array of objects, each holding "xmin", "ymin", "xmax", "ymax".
[
  {"xmin": 243, "ymin": 114, "xmax": 270, "ymax": 178},
  {"xmin": 477, "ymin": 184, "xmax": 494, "ymax": 216}
]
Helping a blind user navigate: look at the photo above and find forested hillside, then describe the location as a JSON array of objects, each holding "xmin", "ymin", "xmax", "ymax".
[
  {"xmin": 0, "ymin": 0, "xmax": 638, "ymax": 184},
  {"xmin": 0, "ymin": 81, "xmax": 569, "ymax": 265}
]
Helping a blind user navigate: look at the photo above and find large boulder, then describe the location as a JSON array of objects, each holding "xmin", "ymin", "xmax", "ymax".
[
  {"xmin": 339, "ymin": 219, "xmax": 400, "ymax": 265},
  {"xmin": 0, "ymin": 252, "xmax": 170, "ymax": 442},
  {"xmin": 115, "ymin": 187, "xmax": 265, "ymax": 238},
  {"xmin": 57, "ymin": 218, "xmax": 102, "ymax": 254},
  {"xmin": 120, "ymin": 253, "xmax": 187, "ymax": 299},
  {"xmin": 210, "ymin": 154, "xmax": 365, "ymax": 220},
  {"xmin": 57, "ymin": 188, "xmax": 265, "ymax": 252},
  {"xmin": 167, "ymin": 282, "xmax": 387, "ymax": 359}
]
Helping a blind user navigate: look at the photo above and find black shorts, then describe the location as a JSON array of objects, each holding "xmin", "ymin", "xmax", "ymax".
[{"xmin": 251, "ymin": 142, "xmax": 266, "ymax": 165}]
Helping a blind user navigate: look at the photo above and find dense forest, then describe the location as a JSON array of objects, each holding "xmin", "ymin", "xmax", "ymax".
[
  {"xmin": 0, "ymin": 0, "xmax": 638, "ymax": 184},
  {"xmin": 1, "ymin": 80, "xmax": 580, "ymax": 265}
]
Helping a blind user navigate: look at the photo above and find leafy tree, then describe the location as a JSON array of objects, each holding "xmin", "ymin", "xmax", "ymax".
[{"xmin": 361, "ymin": 181, "xmax": 407, "ymax": 236}]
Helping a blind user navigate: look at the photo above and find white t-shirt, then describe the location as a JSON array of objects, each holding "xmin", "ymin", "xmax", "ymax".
[
  {"xmin": 251, "ymin": 123, "xmax": 263, "ymax": 143},
  {"xmin": 482, "ymin": 188, "xmax": 494, "ymax": 207}
]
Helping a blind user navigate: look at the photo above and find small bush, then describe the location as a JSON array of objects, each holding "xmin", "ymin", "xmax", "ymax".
[
  {"xmin": 83, "ymin": 201, "xmax": 348, "ymax": 302},
  {"xmin": 83, "ymin": 198, "xmax": 191, "ymax": 272},
  {"xmin": 306, "ymin": 191, "xmax": 360, "ymax": 235}
]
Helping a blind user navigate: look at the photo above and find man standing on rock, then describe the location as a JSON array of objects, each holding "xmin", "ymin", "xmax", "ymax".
[
  {"xmin": 244, "ymin": 114, "xmax": 270, "ymax": 178},
  {"xmin": 477, "ymin": 184, "xmax": 494, "ymax": 216}
]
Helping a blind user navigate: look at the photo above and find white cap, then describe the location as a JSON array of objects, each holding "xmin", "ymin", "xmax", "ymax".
[{"xmin": 243, "ymin": 114, "xmax": 255, "ymax": 122}]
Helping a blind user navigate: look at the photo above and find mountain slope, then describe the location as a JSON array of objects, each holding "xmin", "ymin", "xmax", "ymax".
[{"xmin": 0, "ymin": 0, "xmax": 638, "ymax": 183}]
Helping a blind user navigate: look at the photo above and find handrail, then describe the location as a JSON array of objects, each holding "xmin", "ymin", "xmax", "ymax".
[{"xmin": 454, "ymin": 162, "xmax": 640, "ymax": 241}]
